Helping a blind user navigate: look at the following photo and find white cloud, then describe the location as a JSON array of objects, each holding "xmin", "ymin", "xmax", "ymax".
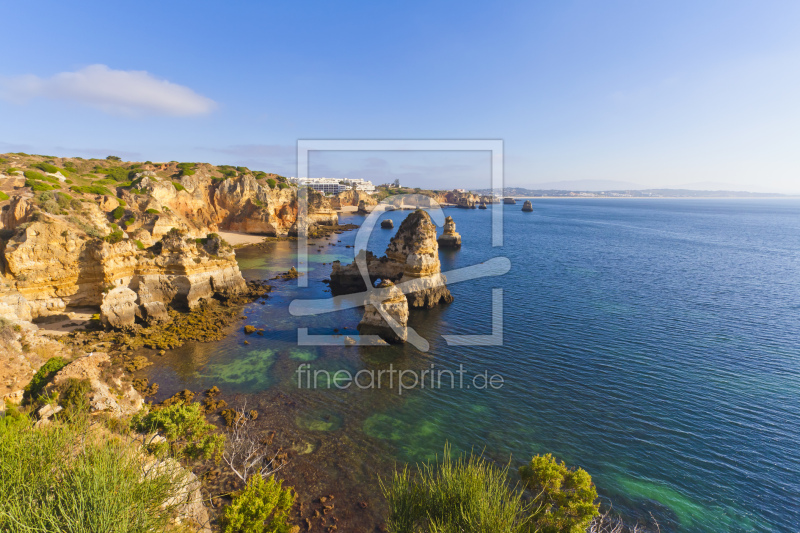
[{"xmin": 0, "ymin": 64, "xmax": 216, "ymax": 117}]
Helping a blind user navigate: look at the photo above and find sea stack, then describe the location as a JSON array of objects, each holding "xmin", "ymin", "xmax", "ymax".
[
  {"xmin": 330, "ymin": 210, "xmax": 453, "ymax": 309},
  {"xmin": 357, "ymin": 199, "xmax": 373, "ymax": 214},
  {"xmin": 479, "ymin": 202, "xmax": 487, "ymax": 209},
  {"xmin": 522, "ymin": 200, "xmax": 533, "ymax": 212},
  {"xmin": 357, "ymin": 280, "xmax": 409, "ymax": 343},
  {"xmin": 381, "ymin": 219, "xmax": 394, "ymax": 229},
  {"xmin": 437, "ymin": 216, "xmax": 462, "ymax": 249}
]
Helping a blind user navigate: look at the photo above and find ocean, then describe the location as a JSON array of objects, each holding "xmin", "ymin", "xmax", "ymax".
[{"xmin": 147, "ymin": 198, "xmax": 800, "ymax": 532}]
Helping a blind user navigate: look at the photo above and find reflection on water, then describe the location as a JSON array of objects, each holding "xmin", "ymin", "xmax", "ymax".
[{"xmin": 146, "ymin": 202, "xmax": 800, "ymax": 533}]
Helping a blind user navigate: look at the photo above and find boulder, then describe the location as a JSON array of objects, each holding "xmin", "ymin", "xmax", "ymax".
[
  {"xmin": 101, "ymin": 287, "xmax": 139, "ymax": 328},
  {"xmin": 381, "ymin": 219, "xmax": 394, "ymax": 229},
  {"xmin": 358, "ymin": 280, "xmax": 409, "ymax": 343},
  {"xmin": 437, "ymin": 216, "xmax": 461, "ymax": 249},
  {"xmin": 522, "ymin": 200, "xmax": 533, "ymax": 211}
]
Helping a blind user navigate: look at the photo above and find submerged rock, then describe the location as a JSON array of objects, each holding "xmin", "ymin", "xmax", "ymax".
[
  {"xmin": 437, "ymin": 216, "xmax": 461, "ymax": 249},
  {"xmin": 357, "ymin": 280, "xmax": 409, "ymax": 343}
]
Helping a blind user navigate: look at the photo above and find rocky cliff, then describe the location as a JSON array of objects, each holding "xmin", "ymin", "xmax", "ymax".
[
  {"xmin": 331, "ymin": 189, "xmax": 377, "ymax": 210},
  {"xmin": 0, "ymin": 221, "xmax": 246, "ymax": 326},
  {"xmin": 0, "ymin": 155, "xmax": 339, "ymax": 329}
]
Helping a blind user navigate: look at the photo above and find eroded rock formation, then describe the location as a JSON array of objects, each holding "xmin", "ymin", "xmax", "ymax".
[
  {"xmin": 522, "ymin": 200, "xmax": 533, "ymax": 212},
  {"xmin": 2, "ymin": 222, "xmax": 246, "ymax": 325},
  {"xmin": 330, "ymin": 210, "xmax": 453, "ymax": 310},
  {"xmin": 437, "ymin": 216, "xmax": 461, "ymax": 248},
  {"xmin": 381, "ymin": 219, "xmax": 394, "ymax": 229},
  {"xmin": 357, "ymin": 280, "xmax": 408, "ymax": 343}
]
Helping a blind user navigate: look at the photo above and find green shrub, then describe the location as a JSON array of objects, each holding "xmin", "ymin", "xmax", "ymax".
[
  {"xmin": 134, "ymin": 240, "xmax": 145, "ymax": 250},
  {"xmin": 56, "ymin": 378, "xmax": 92, "ymax": 414},
  {"xmin": 0, "ymin": 191, "xmax": 9, "ymax": 201},
  {"xmin": 71, "ymin": 185, "xmax": 113, "ymax": 196},
  {"xmin": 55, "ymin": 192, "xmax": 73, "ymax": 209},
  {"xmin": 105, "ymin": 230, "xmax": 125, "ymax": 244},
  {"xmin": 176, "ymin": 163, "xmax": 196, "ymax": 177},
  {"xmin": 112, "ymin": 206, "xmax": 125, "ymax": 220},
  {"xmin": 236, "ymin": 166, "xmax": 249, "ymax": 174},
  {"xmin": 26, "ymin": 180, "xmax": 58, "ymax": 192},
  {"xmin": 34, "ymin": 162, "xmax": 60, "ymax": 174},
  {"xmin": 145, "ymin": 208, "xmax": 160, "ymax": 214},
  {"xmin": 117, "ymin": 198, "xmax": 127, "ymax": 207},
  {"xmin": 132, "ymin": 402, "xmax": 225, "ymax": 462},
  {"xmin": 0, "ymin": 402, "xmax": 26, "ymax": 434},
  {"xmin": 277, "ymin": 182, "xmax": 288, "ymax": 190},
  {"xmin": 23, "ymin": 357, "xmax": 68, "ymax": 403},
  {"xmin": 381, "ymin": 446, "xmax": 532, "ymax": 533},
  {"xmin": 222, "ymin": 475, "xmax": 297, "ymax": 533},
  {"xmin": 24, "ymin": 170, "xmax": 59, "ymax": 184},
  {"xmin": 106, "ymin": 155, "xmax": 122, "ymax": 161},
  {"xmin": 124, "ymin": 217, "xmax": 135, "ymax": 226},
  {"xmin": 0, "ymin": 417, "xmax": 181, "ymax": 532},
  {"xmin": 266, "ymin": 178, "xmax": 277, "ymax": 189},
  {"xmin": 519, "ymin": 454, "xmax": 599, "ymax": 533},
  {"xmin": 101, "ymin": 166, "xmax": 135, "ymax": 182},
  {"xmin": 172, "ymin": 182, "xmax": 185, "ymax": 192}
]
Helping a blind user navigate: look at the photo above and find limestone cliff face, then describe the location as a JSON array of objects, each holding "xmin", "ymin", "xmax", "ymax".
[
  {"xmin": 437, "ymin": 216, "xmax": 462, "ymax": 248},
  {"xmin": 331, "ymin": 190, "xmax": 377, "ymax": 209},
  {"xmin": 330, "ymin": 210, "xmax": 452, "ymax": 309},
  {"xmin": 0, "ymin": 221, "xmax": 245, "ymax": 323},
  {"xmin": 0, "ymin": 196, "xmax": 34, "ymax": 232},
  {"xmin": 123, "ymin": 173, "xmax": 337, "ymax": 237},
  {"xmin": 0, "ymin": 158, "xmax": 338, "ymax": 330}
]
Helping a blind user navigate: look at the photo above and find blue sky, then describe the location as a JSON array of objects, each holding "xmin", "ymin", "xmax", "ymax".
[{"xmin": 2, "ymin": 1, "xmax": 799, "ymax": 192}]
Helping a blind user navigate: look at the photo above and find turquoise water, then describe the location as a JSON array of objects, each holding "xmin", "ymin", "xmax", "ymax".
[{"xmin": 149, "ymin": 199, "xmax": 800, "ymax": 532}]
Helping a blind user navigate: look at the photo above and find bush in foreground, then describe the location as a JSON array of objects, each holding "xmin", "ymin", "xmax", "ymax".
[
  {"xmin": 520, "ymin": 454, "xmax": 599, "ymax": 533},
  {"xmin": 222, "ymin": 475, "xmax": 297, "ymax": 533},
  {"xmin": 382, "ymin": 447, "xmax": 601, "ymax": 533},
  {"xmin": 132, "ymin": 402, "xmax": 225, "ymax": 462},
  {"xmin": 381, "ymin": 446, "xmax": 532, "ymax": 533}
]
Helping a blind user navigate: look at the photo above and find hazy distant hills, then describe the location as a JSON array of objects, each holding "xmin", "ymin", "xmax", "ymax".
[
  {"xmin": 473, "ymin": 179, "xmax": 797, "ymax": 197},
  {"xmin": 472, "ymin": 186, "xmax": 794, "ymax": 198}
]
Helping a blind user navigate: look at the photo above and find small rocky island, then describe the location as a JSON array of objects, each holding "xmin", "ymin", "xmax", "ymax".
[
  {"xmin": 437, "ymin": 216, "xmax": 461, "ymax": 248},
  {"xmin": 522, "ymin": 200, "xmax": 533, "ymax": 211},
  {"xmin": 380, "ymin": 218, "xmax": 394, "ymax": 229},
  {"xmin": 331, "ymin": 209, "xmax": 453, "ymax": 343}
]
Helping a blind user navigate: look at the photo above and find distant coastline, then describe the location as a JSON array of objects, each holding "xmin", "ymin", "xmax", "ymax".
[{"xmin": 472, "ymin": 187, "xmax": 799, "ymax": 199}]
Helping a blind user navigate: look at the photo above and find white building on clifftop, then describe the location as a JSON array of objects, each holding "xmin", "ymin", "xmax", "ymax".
[{"xmin": 287, "ymin": 177, "xmax": 376, "ymax": 195}]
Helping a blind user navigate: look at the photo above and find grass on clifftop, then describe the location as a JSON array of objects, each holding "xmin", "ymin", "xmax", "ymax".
[{"xmin": 0, "ymin": 414, "xmax": 186, "ymax": 533}]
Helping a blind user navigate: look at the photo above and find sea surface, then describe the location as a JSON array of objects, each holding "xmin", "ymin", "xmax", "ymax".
[{"xmin": 147, "ymin": 199, "xmax": 800, "ymax": 532}]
